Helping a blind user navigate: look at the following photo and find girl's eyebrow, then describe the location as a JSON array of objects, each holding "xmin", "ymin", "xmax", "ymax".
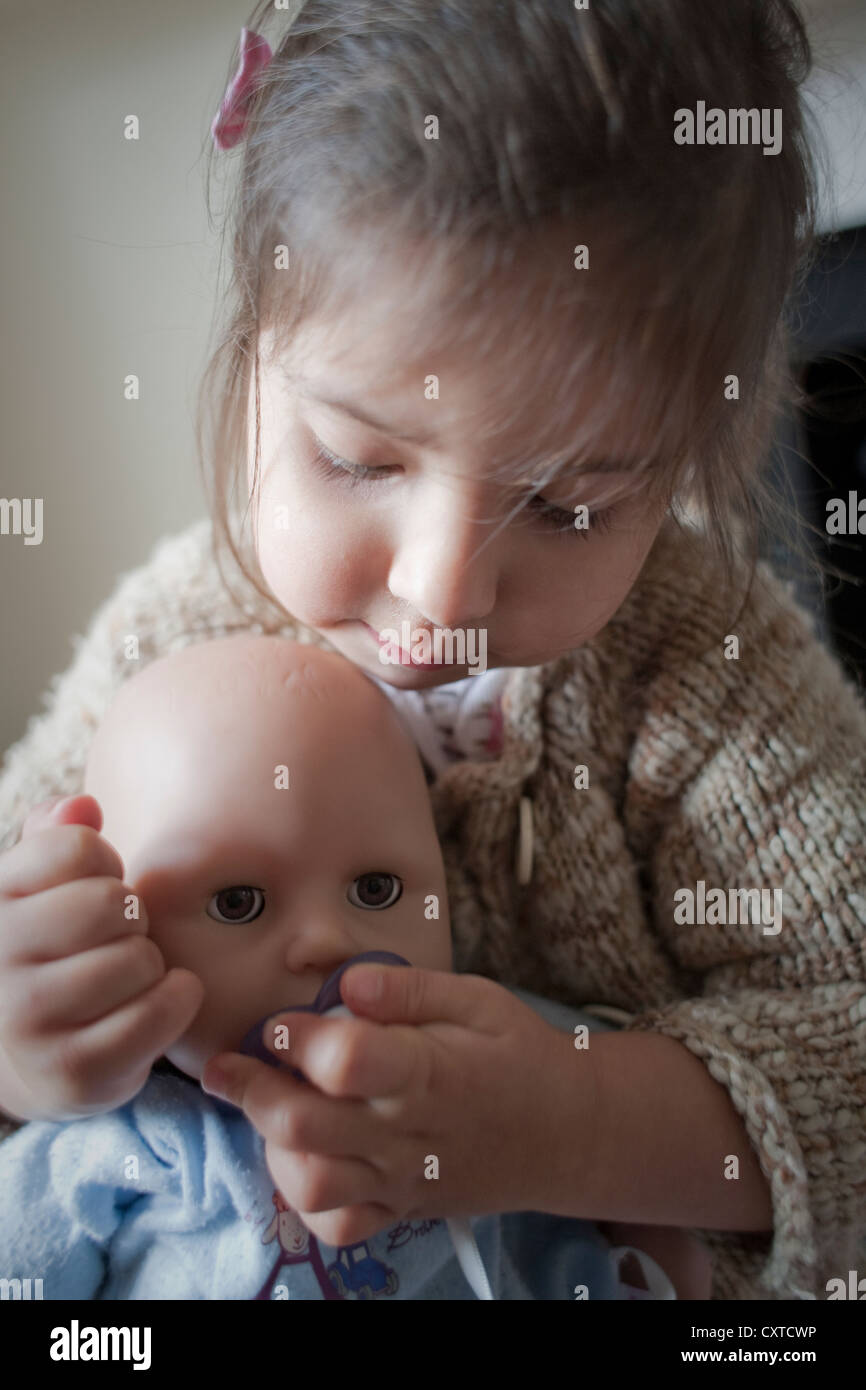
[{"xmin": 287, "ymin": 374, "xmax": 439, "ymax": 445}]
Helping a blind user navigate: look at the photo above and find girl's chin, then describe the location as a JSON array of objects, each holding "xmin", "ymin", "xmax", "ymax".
[
  {"xmin": 366, "ymin": 662, "xmax": 474, "ymax": 689},
  {"xmin": 357, "ymin": 621, "xmax": 497, "ymax": 682}
]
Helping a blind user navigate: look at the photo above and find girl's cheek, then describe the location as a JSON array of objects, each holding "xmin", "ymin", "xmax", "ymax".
[{"xmin": 257, "ymin": 509, "xmax": 358, "ymax": 618}]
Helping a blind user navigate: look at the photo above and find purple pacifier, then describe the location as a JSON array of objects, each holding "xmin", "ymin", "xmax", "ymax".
[{"xmin": 237, "ymin": 950, "xmax": 411, "ymax": 1079}]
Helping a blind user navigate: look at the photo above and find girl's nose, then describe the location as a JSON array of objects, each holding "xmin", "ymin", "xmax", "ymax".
[{"xmin": 386, "ymin": 485, "xmax": 499, "ymax": 629}]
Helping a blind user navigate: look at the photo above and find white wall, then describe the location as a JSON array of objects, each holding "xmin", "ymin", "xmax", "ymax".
[
  {"xmin": 0, "ymin": 0, "xmax": 244, "ymax": 754},
  {"xmin": 801, "ymin": 0, "xmax": 866, "ymax": 231},
  {"xmin": 2, "ymin": 0, "xmax": 865, "ymax": 758}
]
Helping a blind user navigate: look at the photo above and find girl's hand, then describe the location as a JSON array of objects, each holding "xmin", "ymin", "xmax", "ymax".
[
  {"xmin": 202, "ymin": 966, "xmax": 597, "ymax": 1248},
  {"xmin": 0, "ymin": 794, "xmax": 204, "ymax": 1121}
]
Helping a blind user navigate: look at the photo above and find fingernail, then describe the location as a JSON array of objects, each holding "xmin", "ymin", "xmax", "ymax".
[{"xmin": 202, "ymin": 1063, "xmax": 229, "ymax": 1097}]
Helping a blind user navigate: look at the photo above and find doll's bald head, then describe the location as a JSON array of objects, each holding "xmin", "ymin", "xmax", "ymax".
[{"xmin": 83, "ymin": 635, "xmax": 451, "ymax": 1078}]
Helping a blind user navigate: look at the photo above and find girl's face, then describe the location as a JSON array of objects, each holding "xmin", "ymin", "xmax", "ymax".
[{"xmin": 250, "ymin": 306, "xmax": 670, "ymax": 689}]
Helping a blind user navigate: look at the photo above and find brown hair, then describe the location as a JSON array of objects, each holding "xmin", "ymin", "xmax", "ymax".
[{"xmin": 196, "ymin": 0, "xmax": 833, "ymax": 632}]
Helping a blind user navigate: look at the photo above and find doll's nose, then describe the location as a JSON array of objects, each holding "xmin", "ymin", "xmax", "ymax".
[{"xmin": 281, "ymin": 918, "xmax": 358, "ymax": 976}]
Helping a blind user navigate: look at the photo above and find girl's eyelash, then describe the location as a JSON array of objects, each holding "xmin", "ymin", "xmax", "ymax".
[
  {"xmin": 309, "ymin": 439, "xmax": 617, "ymax": 538},
  {"xmin": 530, "ymin": 499, "xmax": 616, "ymax": 538},
  {"xmin": 311, "ymin": 440, "xmax": 392, "ymax": 487}
]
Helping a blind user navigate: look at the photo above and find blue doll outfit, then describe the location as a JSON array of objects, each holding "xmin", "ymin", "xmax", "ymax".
[{"xmin": 0, "ymin": 978, "xmax": 675, "ymax": 1301}]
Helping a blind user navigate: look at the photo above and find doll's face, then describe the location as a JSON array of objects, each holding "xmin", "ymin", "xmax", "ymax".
[{"xmin": 83, "ymin": 636, "xmax": 452, "ymax": 1080}]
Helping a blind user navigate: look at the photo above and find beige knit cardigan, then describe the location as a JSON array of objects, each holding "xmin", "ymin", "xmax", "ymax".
[{"xmin": 1, "ymin": 514, "xmax": 864, "ymax": 1302}]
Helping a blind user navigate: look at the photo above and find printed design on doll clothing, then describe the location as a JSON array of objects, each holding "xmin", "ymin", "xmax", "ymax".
[
  {"xmin": 323, "ymin": 1239, "xmax": 400, "ymax": 1299},
  {"xmin": 255, "ymin": 1189, "xmax": 401, "ymax": 1300},
  {"xmin": 425, "ymin": 687, "xmax": 462, "ymax": 762},
  {"xmin": 421, "ymin": 674, "xmax": 507, "ymax": 762},
  {"xmin": 255, "ymin": 1190, "xmax": 341, "ymax": 1300},
  {"xmin": 385, "ymin": 1217, "xmax": 444, "ymax": 1251},
  {"xmin": 484, "ymin": 699, "xmax": 505, "ymax": 756},
  {"xmin": 371, "ymin": 667, "xmax": 509, "ymax": 776}
]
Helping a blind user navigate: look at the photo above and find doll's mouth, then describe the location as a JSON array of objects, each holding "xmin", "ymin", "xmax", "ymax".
[{"xmin": 237, "ymin": 950, "xmax": 412, "ymax": 1066}]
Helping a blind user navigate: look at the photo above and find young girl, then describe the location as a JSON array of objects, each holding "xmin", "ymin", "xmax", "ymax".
[{"xmin": 0, "ymin": 0, "xmax": 864, "ymax": 1302}]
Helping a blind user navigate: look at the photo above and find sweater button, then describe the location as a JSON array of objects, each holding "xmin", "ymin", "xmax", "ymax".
[{"xmin": 515, "ymin": 796, "xmax": 534, "ymax": 885}]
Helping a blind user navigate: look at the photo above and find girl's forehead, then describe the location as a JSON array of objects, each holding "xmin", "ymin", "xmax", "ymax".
[
  {"xmin": 257, "ymin": 217, "xmax": 694, "ymax": 475},
  {"xmin": 264, "ymin": 320, "xmax": 657, "ymax": 478},
  {"xmin": 259, "ymin": 238, "xmax": 600, "ymax": 444}
]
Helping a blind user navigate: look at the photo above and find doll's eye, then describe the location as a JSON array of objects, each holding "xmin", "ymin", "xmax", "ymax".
[
  {"xmin": 347, "ymin": 873, "xmax": 403, "ymax": 910},
  {"xmin": 206, "ymin": 887, "xmax": 265, "ymax": 924}
]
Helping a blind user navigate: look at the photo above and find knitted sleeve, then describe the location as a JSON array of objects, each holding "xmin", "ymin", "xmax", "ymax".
[{"xmin": 624, "ymin": 549, "xmax": 866, "ymax": 1301}]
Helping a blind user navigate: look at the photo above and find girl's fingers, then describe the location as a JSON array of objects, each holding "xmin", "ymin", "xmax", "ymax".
[
  {"xmin": 263, "ymin": 1146, "xmax": 384, "ymax": 1216},
  {"xmin": 0, "ymin": 823, "xmax": 124, "ymax": 900},
  {"xmin": 21, "ymin": 968, "xmax": 205, "ymax": 1109},
  {"xmin": 1, "ymin": 935, "xmax": 169, "ymax": 1034},
  {"xmin": 0, "ymin": 875, "xmax": 147, "ymax": 963},
  {"xmin": 296, "ymin": 1203, "xmax": 399, "ymax": 1251},
  {"xmin": 262, "ymin": 1011, "xmax": 430, "ymax": 1101},
  {"xmin": 203, "ymin": 1052, "xmax": 386, "ymax": 1161},
  {"xmin": 340, "ymin": 963, "xmax": 498, "ymax": 1031},
  {"xmin": 20, "ymin": 794, "xmax": 104, "ymax": 838}
]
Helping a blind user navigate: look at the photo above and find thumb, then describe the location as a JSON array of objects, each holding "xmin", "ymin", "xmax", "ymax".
[
  {"xmin": 21, "ymin": 793, "xmax": 103, "ymax": 839},
  {"xmin": 340, "ymin": 963, "xmax": 489, "ymax": 1029}
]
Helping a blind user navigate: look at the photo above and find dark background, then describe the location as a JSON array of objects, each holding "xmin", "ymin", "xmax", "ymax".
[{"xmin": 768, "ymin": 223, "xmax": 866, "ymax": 693}]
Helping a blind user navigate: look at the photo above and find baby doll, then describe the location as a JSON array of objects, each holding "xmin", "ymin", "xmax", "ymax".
[{"xmin": 0, "ymin": 635, "xmax": 705, "ymax": 1299}]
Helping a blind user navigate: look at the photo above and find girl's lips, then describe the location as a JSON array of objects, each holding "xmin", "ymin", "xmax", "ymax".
[{"xmin": 362, "ymin": 621, "xmax": 436, "ymax": 667}]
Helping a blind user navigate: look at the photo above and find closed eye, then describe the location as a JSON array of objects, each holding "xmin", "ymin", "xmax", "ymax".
[
  {"xmin": 309, "ymin": 439, "xmax": 618, "ymax": 538},
  {"xmin": 311, "ymin": 440, "xmax": 396, "ymax": 485},
  {"xmin": 529, "ymin": 497, "xmax": 617, "ymax": 537}
]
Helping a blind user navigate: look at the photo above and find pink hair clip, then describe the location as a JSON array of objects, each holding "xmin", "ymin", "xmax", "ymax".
[{"xmin": 212, "ymin": 28, "xmax": 273, "ymax": 150}]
